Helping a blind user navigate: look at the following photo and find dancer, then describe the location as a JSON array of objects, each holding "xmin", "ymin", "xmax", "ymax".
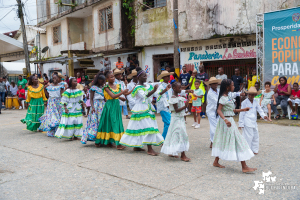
[
  {"xmin": 114, "ymin": 68, "xmax": 130, "ymax": 119},
  {"xmin": 81, "ymin": 74, "xmax": 106, "ymax": 144},
  {"xmin": 156, "ymin": 71, "xmax": 173, "ymax": 139},
  {"xmin": 55, "ymin": 78, "xmax": 84, "ymax": 140},
  {"xmin": 161, "ymin": 82, "xmax": 191, "ymax": 161},
  {"xmin": 120, "ymin": 70, "xmax": 164, "ymax": 155},
  {"xmin": 212, "ymin": 79, "xmax": 256, "ymax": 173},
  {"xmin": 127, "ymin": 69, "xmax": 139, "ymax": 110},
  {"xmin": 206, "ymin": 77, "xmax": 243, "ymax": 148},
  {"xmin": 239, "ymin": 87, "xmax": 269, "ymax": 155},
  {"xmin": 39, "ymin": 74, "xmax": 64, "ymax": 137},
  {"xmin": 191, "ymin": 80, "xmax": 204, "ymax": 129},
  {"xmin": 21, "ymin": 75, "xmax": 47, "ymax": 131},
  {"xmin": 95, "ymin": 71, "xmax": 129, "ymax": 149},
  {"xmin": 260, "ymin": 82, "xmax": 276, "ymax": 121}
]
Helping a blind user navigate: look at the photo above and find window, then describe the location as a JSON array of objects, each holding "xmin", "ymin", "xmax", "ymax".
[
  {"xmin": 53, "ymin": 25, "xmax": 62, "ymax": 44},
  {"xmin": 144, "ymin": 0, "xmax": 167, "ymax": 10},
  {"xmin": 99, "ymin": 6, "xmax": 113, "ymax": 32}
]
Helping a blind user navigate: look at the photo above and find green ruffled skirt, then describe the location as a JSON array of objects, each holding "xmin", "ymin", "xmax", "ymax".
[{"xmin": 21, "ymin": 98, "xmax": 45, "ymax": 131}]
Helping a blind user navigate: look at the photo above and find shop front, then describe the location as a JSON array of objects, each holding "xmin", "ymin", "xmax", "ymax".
[{"xmin": 180, "ymin": 36, "xmax": 257, "ymax": 80}]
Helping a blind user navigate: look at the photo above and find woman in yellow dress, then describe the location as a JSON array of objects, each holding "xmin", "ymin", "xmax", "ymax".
[{"xmin": 21, "ymin": 75, "xmax": 47, "ymax": 131}]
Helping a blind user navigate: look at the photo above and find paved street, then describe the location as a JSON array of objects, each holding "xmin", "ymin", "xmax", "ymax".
[{"xmin": 0, "ymin": 109, "xmax": 299, "ymax": 199}]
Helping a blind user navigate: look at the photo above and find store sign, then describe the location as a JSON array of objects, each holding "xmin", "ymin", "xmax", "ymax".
[{"xmin": 264, "ymin": 7, "xmax": 300, "ymax": 86}]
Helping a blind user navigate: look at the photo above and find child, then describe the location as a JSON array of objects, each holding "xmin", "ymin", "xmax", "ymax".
[
  {"xmin": 155, "ymin": 71, "xmax": 173, "ymax": 139},
  {"xmin": 39, "ymin": 74, "xmax": 64, "ymax": 137},
  {"xmin": 120, "ymin": 70, "xmax": 164, "ymax": 156},
  {"xmin": 17, "ymin": 85, "xmax": 26, "ymax": 109},
  {"xmin": 239, "ymin": 87, "xmax": 269, "ymax": 155},
  {"xmin": 55, "ymin": 78, "xmax": 84, "ymax": 140},
  {"xmin": 191, "ymin": 80, "xmax": 204, "ymax": 129},
  {"xmin": 81, "ymin": 74, "xmax": 106, "ymax": 144},
  {"xmin": 212, "ymin": 79, "xmax": 257, "ymax": 173},
  {"xmin": 95, "ymin": 71, "xmax": 130, "ymax": 150},
  {"xmin": 248, "ymin": 69, "xmax": 259, "ymax": 90},
  {"xmin": 83, "ymin": 85, "xmax": 91, "ymax": 117},
  {"xmin": 288, "ymin": 82, "xmax": 300, "ymax": 115},
  {"xmin": 114, "ymin": 68, "xmax": 130, "ymax": 119},
  {"xmin": 260, "ymin": 82, "xmax": 276, "ymax": 121},
  {"xmin": 161, "ymin": 82, "xmax": 191, "ymax": 161},
  {"xmin": 21, "ymin": 75, "xmax": 47, "ymax": 131}
]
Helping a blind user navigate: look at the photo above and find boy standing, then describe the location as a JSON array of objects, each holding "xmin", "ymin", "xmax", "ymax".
[
  {"xmin": 288, "ymin": 82, "xmax": 300, "ymax": 115},
  {"xmin": 192, "ymin": 80, "xmax": 204, "ymax": 129},
  {"xmin": 239, "ymin": 87, "xmax": 269, "ymax": 155},
  {"xmin": 215, "ymin": 67, "xmax": 227, "ymax": 89},
  {"xmin": 179, "ymin": 65, "xmax": 191, "ymax": 89}
]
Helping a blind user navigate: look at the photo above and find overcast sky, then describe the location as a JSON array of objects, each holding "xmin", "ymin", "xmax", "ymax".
[{"xmin": 0, "ymin": 0, "xmax": 37, "ymax": 34}]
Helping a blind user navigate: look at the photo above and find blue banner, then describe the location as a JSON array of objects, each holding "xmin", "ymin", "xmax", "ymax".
[{"xmin": 264, "ymin": 7, "xmax": 300, "ymax": 86}]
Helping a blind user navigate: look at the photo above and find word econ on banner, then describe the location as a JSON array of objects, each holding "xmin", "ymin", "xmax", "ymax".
[{"xmin": 264, "ymin": 7, "xmax": 300, "ymax": 86}]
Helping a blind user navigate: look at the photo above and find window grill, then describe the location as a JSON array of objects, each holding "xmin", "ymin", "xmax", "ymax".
[
  {"xmin": 53, "ymin": 25, "xmax": 62, "ymax": 44},
  {"xmin": 143, "ymin": 0, "xmax": 167, "ymax": 10},
  {"xmin": 99, "ymin": 6, "xmax": 113, "ymax": 32}
]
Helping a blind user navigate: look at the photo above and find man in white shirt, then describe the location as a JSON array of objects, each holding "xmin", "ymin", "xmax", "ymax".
[
  {"xmin": 205, "ymin": 77, "xmax": 244, "ymax": 148},
  {"xmin": 239, "ymin": 87, "xmax": 269, "ymax": 154},
  {"xmin": 114, "ymin": 68, "xmax": 130, "ymax": 119},
  {"xmin": 126, "ymin": 69, "xmax": 138, "ymax": 110},
  {"xmin": 100, "ymin": 57, "xmax": 111, "ymax": 72},
  {"xmin": 215, "ymin": 67, "xmax": 227, "ymax": 90}
]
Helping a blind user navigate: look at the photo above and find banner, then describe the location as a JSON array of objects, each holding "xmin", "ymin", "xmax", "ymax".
[{"xmin": 264, "ymin": 7, "xmax": 300, "ymax": 86}]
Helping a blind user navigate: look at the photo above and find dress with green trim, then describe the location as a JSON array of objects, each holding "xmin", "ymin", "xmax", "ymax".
[
  {"xmin": 55, "ymin": 89, "xmax": 84, "ymax": 139},
  {"xmin": 120, "ymin": 83, "xmax": 164, "ymax": 147}
]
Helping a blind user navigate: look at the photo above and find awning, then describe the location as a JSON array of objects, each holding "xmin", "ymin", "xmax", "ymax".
[{"xmin": 2, "ymin": 62, "xmax": 35, "ymax": 75}]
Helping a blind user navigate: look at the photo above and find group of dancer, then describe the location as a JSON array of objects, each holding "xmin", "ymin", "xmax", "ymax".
[{"xmin": 21, "ymin": 67, "xmax": 271, "ymax": 172}]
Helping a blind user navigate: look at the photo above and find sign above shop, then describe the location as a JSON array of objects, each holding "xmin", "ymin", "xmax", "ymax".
[{"xmin": 187, "ymin": 46, "xmax": 256, "ymax": 62}]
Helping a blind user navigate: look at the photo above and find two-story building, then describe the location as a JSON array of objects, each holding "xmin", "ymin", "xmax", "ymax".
[{"xmin": 36, "ymin": 0, "xmax": 136, "ymax": 78}]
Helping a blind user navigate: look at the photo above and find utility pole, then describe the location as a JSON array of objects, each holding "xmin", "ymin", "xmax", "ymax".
[
  {"xmin": 16, "ymin": 0, "xmax": 31, "ymax": 77},
  {"xmin": 173, "ymin": 0, "xmax": 180, "ymax": 76}
]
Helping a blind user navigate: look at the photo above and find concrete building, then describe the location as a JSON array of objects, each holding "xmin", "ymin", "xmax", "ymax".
[
  {"xmin": 134, "ymin": 0, "xmax": 299, "ymax": 82},
  {"xmin": 36, "ymin": 0, "xmax": 137, "ymax": 78}
]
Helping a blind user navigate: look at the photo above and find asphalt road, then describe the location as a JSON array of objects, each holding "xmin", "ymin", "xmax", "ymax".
[{"xmin": 0, "ymin": 109, "xmax": 299, "ymax": 199}]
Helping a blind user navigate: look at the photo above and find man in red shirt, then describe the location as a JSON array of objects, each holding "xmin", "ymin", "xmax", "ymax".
[
  {"xmin": 288, "ymin": 82, "xmax": 300, "ymax": 115},
  {"xmin": 17, "ymin": 85, "xmax": 26, "ymax": 109},
  {"xmin": 76, "ymin": 72, "xmax": 81, "ymax": 84}
]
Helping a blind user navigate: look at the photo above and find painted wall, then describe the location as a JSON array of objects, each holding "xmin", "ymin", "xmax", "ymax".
[
  {"xmin": 83, "ymin": 15, "xmax": 94, "ymax": 50},
  {"xmin": 135, "ymin": 0, "xmax": 299, "ymax": 46},
  {"xmin": 140, "ymin": 45, "xmax": 174, "ymax": 82},
  {"xmin": 43, "ymin": 63, "xmax": 67, "ymax": 76},
  {"xmin": 68, "ymin": 18, "xmax": 84, "ymax": 45}
]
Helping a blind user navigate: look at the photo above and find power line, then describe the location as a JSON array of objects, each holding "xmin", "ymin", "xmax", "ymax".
[{"xmin": 0, "ymin": 8, "xmax": 15, "ymax": 22}]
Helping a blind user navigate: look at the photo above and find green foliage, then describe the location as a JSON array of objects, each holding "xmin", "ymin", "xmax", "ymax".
[{"xmin": 122, "ymin": 0, "xmax": 136, "ymax": 35}]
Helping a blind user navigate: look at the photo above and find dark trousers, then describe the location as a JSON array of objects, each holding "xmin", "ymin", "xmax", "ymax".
[
  {"xmin": 235, "ymin": 96, "xmax": 241, "ymax": 109},
  {"xmin": 271, "ymin": 95, "xmax": 289, "ymax": 116}
]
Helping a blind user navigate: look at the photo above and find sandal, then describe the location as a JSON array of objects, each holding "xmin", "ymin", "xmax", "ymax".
[
  {"xmin": 275, "ymin": 115, "xmax": 281, "ymax": 120},
  {"xmin": 282, "ymin": 114, "xmax": 286, "ymax": 119}
]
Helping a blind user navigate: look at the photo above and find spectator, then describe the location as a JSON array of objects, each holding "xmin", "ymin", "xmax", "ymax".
[
  {"xmin": 248, "ymin": 68, "xmax": 259, "ymax": 90},
  {"xmin": 231, "ymin": 68, "xmax": 244, "ymax": 110},
  {"xmin": 81, "ymin": 71, "xmax": 89, "ymax": 81},
  {"xmin": 196, "ymin": 64, "xmax": 209, "ymax": 118},
  {"xmin": 80, "ymin": 75, "xmax": 90, "ymax": 87},
  {"xmin": 38, "ymin": 74, "xmax": 44, "ymax": 85},
  {"xmin": 43, "ymin": 73, "xmax": 48, "ymax": 80},
  {"xmin": 10, "ymin": 80, "xmax": 18, "ymax": 96},
  {"xmin": 116, "ymin": 57, "xmax": 124, "ymax": 69},
  {"xmin": 169, "ymin": 67, "xmax": 178, "ymax": 83},
  {"xmin": 100, "ymin": 57, "xmax": 111, "ymax": 72},
  {"xmin": 216, "ymin": 67, "xmax": 227, "ymax": 89},
  {"xmin": 76, "ymin": 72, "xmax": 82, "ymax": 84},
  {"xmin": 17, "ymin": 75, "xmax": 27, "ymax": 90},
  {"xmin": 44, "ymin": 76, "xmax": 49, "ymax": 86},
  {"xmin": 129, "ymin": 55, "xmax": 139, "ymax": 71},
  {"xmin": 49, "ymin": 71, "xmax": 58, "ymax": 84},
  {"xmin": 288, "ymin": 82, "xmax": 300, "ymax": 115},
  {"xmin": 179, "ymin": 65, "xmax": 191, "ymax": 89},
  {"xmin": 271, "ymin": 76, "xmax": 291, "ymax": 119},
  {"xmin": 17, "ymin": 85, "xmax": 25, "ymax": 109},
  {"xmin": 0, "ymin": 77, "xmax": 7, "ymax": 113},
  {"xmin": 3, "ymin": 77, "xmax": 10, "ymax": 100}
]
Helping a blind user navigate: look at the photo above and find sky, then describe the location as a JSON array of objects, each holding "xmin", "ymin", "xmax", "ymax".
[{"xmin": 0, "ymin": 0, "xmax": 37, "ymax": 34}]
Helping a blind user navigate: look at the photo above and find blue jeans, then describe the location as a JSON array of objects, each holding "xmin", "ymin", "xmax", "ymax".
[
  {"xmin": 0, "ymin": 92, "xmax": 5, "ymax": 111},
  {"xmin": 120, "ymin": 104, "xmax": 128, "ymax": 116},
  {"xmin": 160, "ymin": 111, "xmax": 171, "ymax": 139}
]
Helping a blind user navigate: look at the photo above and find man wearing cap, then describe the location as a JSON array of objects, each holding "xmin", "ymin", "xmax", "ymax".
[
  {"xmin": 127, "ymin": 69, "xmax": 138, "ymax": 110},
  {"xmin": 114, "ymin": 68, "xmax": 130, "ymax": 119},
  {"xmin": 155, "ymin": 71, "xmax": 173, "ymax": 139},
  {"xmin": 205, "ymin": 77, "xmax": 244, "ymax": 148},
  {"xmin": 239, "ymin": 86, "xmax": 269, "ymax": 155}
]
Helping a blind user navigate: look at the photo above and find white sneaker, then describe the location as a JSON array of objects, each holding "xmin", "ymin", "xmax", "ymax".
[
  {"xmin": 187, "ymin": 112, "xmax": 191, "ymax": 115},
  {"xmin": 19, "ymin": 106, "xmax": 22, "ymax": 109},
  {"xmin": 192, "ymin": 122, "xmax": 197, "ymax": 127},
  {"xmin": 202, "ymin": 115, "xmax": 206, "ymax": 118},
  {"xmin": 194, "ymin": 124, "xmax": 201, "ymax": 129}
]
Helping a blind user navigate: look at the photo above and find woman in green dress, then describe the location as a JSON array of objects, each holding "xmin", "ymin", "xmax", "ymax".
[{"xmin": 21, "ymin": 75, "xmax": 47, "ymax": 131}]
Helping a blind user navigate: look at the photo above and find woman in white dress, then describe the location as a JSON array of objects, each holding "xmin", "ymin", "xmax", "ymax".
[{"xmin": 120, "ymin": 70, "xmax": 164, "ymax": 156}]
